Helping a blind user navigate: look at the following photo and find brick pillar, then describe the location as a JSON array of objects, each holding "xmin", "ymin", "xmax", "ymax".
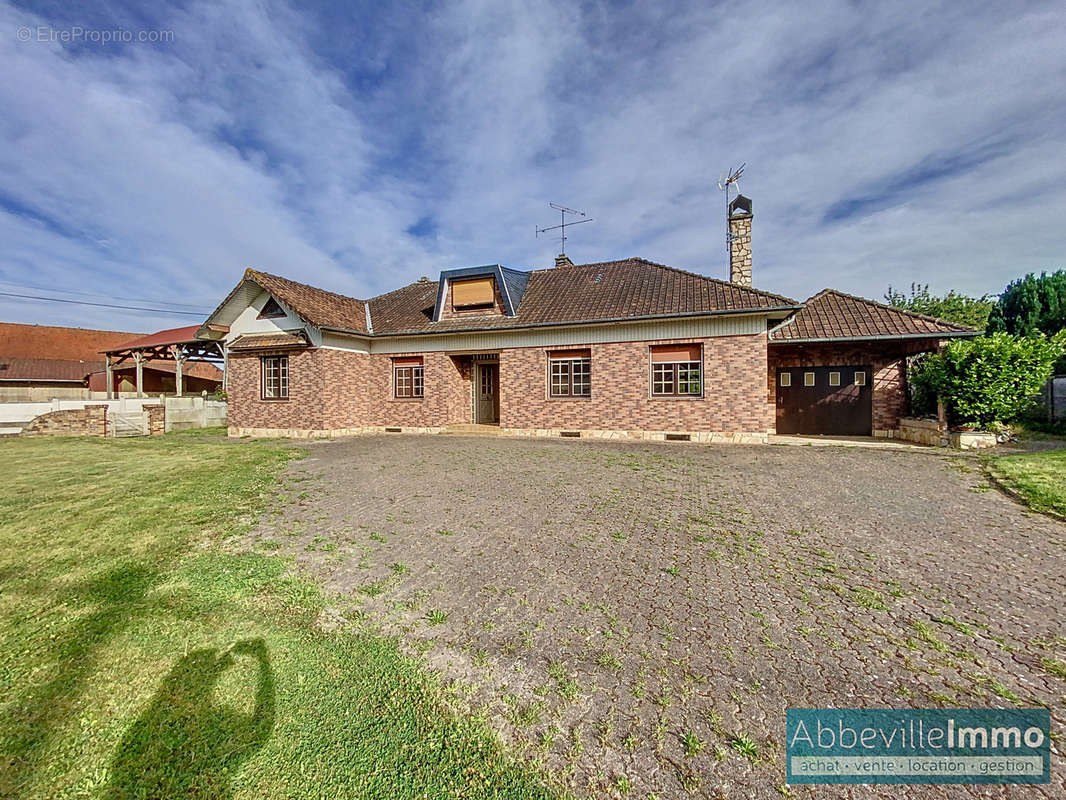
[
  {"xmin": 554, "ymin": 253, "xmax": 574, "ymax": 268},
  {"xmin": 85, "ymin": 404, "xmax": 109, "ymax": 436},
  {"xmin": 145, "ymin": 404, "xmax": 166, "ymax": 436}
]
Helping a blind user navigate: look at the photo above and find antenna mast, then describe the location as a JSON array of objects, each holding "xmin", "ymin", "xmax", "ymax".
[
  {"xmin": 536, "ymin": 202, "xmax": 594, "ymax": 255},
  {"xmin": 717, "ymin": 163, "xmax": 745, "ymax": 258}
]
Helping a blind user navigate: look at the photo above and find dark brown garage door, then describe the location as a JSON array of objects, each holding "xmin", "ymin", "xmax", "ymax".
[{"xmin": 776, "ymin": 366, "xmax": 872, "ymax": 435}]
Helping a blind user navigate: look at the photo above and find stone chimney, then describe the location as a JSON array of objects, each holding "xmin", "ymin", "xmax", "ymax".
[
  {"xmin": 554, "ymin": 253, "xmax": 575, "ymax": 268},
  {"xmin": 728, "ymin": 194, "xmax": 753, "ymax": 287}
]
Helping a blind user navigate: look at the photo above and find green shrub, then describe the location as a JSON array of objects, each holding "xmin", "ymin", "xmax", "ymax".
[
  {"xmin": 886, "ymin": 283, "xmax": 995, "ymax": 329},
  {"xmin": 910, "ymin": 332, "xmax": 1066, "ymax": 427}
]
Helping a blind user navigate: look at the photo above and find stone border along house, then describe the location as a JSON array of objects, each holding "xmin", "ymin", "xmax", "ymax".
[{"xmin": 198, "ymin": 195, "xmax": 977, "ymax": 442}]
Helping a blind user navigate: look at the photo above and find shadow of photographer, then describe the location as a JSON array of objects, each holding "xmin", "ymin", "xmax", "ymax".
[{"xmin": 102, "ymin": 638, "xmax": 275, "ymax": 800}]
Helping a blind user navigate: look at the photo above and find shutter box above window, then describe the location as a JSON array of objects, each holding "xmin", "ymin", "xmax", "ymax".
[
  {"xmin": 392, "ymin": 356, "xmax": 423, "ymax": 366},
  {"xmin": 650, "ymin": 344, "xmax": 701, "ymax": 362},
  {"xmin": 549, "ymin": 349, "xmax": 591, "ymax": 360},
  {"xmin": 451, "ymin": 278, "xmax": 495, "ymax": 307}
]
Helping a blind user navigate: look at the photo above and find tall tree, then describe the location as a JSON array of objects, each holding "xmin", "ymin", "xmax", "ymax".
[
  {"xmin": 884, "ymin": 284, "xmax": 995, "ymax": 330},
  {"xmin": 986, "ymin": 270, "xmax": 1066, "ymax": 337}
]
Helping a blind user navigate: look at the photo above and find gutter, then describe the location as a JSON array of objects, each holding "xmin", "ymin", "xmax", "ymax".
[
  {"xmin": 321, "ymin": 304, "xmax": 804, "ymax": 339},
  {"xmin": 769, "ymin": 330, "xmax": 980, "ymax": 345}
]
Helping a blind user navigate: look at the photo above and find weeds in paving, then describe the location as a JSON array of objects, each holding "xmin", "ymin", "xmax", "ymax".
[
  {"xmin": 911, "ymin": 620, "xmax": 949, "ymax": 652},
  {"xmin": 729, "ymin": 735, "xmax": 760, "ymax": 763},
  {"xmin": 851, "ymin": 586, "xmax": 888, "ymax": 610},
  {"xmin": 681, "ymin": 731, "xmax": 704, "ymax": 757},
  {"xmin": 595, "ymin": 650, "xmax": 623, "ymax": 670},
  {"xmin": 1040, "ymin": 656, "xmax": 1066, "ymax": 679},
  {"xmin": 933, "ymin": 615, "xmax": 975, "ymax": 636},
  {"xmin": 360, "ymin": 580, "xmax": 387, "ymax": 597}
]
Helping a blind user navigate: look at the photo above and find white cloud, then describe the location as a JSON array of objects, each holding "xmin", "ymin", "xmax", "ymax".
[{"xmin": 0, "ymin": 0, "xmax": 1063, "ymax": 330}]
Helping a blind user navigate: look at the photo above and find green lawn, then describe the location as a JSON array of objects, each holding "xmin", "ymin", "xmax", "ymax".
[
  {"xmin": 0, "ymin": 436, "xmax": 558, "ymax": 800},
  {"xmin": 991, "ymin": 447, "xmax": 1066, "ymax": 517}
]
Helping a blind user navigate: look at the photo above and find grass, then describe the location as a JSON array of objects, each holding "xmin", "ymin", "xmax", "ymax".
[
  {"xmin": 990, "ymin": 448, "xmax": 1066, "ymax": 517},
  {"xmin": 0, "ymin": 436, "xmax": 557, "ymax": 800}
]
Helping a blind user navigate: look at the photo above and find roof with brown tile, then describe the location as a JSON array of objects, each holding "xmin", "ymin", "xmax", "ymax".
[
  {"xmin": 0, "ymin": 356, "xmax": 220, "ymax": 382},
  {"xmin": 228, "ymin": 331, "xmax": 310, "ymax": 351},
  {"xmin": 104, "ymin": 325, "xmax": 204, "ymax": 352},
  {"xmin": 368, "ymin": 258, "xmax": 800, "ymax": 335},
  {"xmin": 770, "ymin": 289, "xmax": 977, "ymax": 342},
  {"xmin": 0, "ymin": 358, "xmax": 96, "ymax": 382},
  {"xmin": 246, "ymin": 269, "xmax": 369, "ymax": 334},
  {"xmin": 0, "ymin": 322, "xmax": 141, "ymax": 361}
]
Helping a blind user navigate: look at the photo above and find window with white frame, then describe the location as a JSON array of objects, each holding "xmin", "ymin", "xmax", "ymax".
[
  {"xmin": 650, "ymin": 344, "xmax": 702, "ymax": 397},
  {"xmin": 854, "ymin": 371, "xmax": 866, "ymax": 386},
  {"xmin": 393, "ymin": 357, "xmax": 424, "ymax": 398},
  {"xmin": 779, "ymin": 372, "xmax": 791, "ymax": 387},
  {"xmin": 261, "ymin": 355, "xmax": 289, "ymax": 399},
  {"xmin": 548, "ymin": 350, "xmax": 591, "ymax": 397}
]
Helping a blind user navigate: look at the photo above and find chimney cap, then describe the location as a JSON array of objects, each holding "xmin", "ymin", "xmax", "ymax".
[{"xmin": 729, "ymin": 194, "xmax": 753, "ymax": 218}]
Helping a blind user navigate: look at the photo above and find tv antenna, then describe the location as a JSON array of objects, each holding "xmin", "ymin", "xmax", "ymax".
[
  {"xmin": 536, "ymin": 202, "xmax": 593, "ymax": 255},
  {"xmin": 717, "ymin": 162, "xmax": 745, "ymax": 206},
  {"xmin": 717, "ymin": 163, "xmax": 747, "ymax": 252}
]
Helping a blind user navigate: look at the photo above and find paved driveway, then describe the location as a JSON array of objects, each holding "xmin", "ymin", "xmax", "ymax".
[{"xmin": 252, "ymin": 435, "xmax": 1065, "ymax": 799}]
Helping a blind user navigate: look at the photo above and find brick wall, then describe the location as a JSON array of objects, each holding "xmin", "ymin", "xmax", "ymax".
[
  {"xmin": 23, "ymin": 404, "xmax": 108, "ymax": 436},
  {"xmin": 228, "ymin": 348, "xmax": 332, "ymax": 431},
  {"xmin": 767, "ymin": 341, "xmax": 933, "ymax": 433},
  {"xmin": 227, "ymin": 335, "xmax": 773, "ymax": 436},
  {"xmin": 500, "ymin": 334, "xmax": 773, "ymax": 433},
  {"xmin": 228, "ymin": 348, "xmax": 472, "ymax": 432},
  {"xmin": 356, "ymin": 350, "xmax": 470, "ymax": 428}
]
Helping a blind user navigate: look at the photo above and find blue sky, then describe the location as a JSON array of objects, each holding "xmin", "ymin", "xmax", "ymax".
[{"xmin": 1, "ymin": 0, "xmax": 1064, "ymax": 331}]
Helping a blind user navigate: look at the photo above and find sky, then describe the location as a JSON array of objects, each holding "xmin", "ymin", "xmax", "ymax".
[{"xmin": 1, "ymin": 0, "xmax": 1064, "ymax": 332}]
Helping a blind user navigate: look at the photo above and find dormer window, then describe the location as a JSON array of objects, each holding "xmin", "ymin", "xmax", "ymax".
[
  {"xmin": 431, "ymin": 265, "xmax": 529, "ymax": 322},
  {"xmin": 258, "ymin": 297, "xmax": 287, "ymax": 319},
  {"xmin": 451, "ymin": 278, "xmax": 495, "ymax": 311}
]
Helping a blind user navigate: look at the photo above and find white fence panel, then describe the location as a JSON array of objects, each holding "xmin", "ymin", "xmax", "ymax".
[{"xmin": 0, "ymin": 394, "xmax": 227, "ymax": 432}]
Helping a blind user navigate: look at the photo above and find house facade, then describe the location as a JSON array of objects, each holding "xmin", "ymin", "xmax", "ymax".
[{"xmin": 200, "ymin": 198, "xmax": 975, "ymax": 442}]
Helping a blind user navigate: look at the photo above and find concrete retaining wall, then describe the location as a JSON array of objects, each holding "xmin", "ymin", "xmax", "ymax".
[{"xmin": 163, "ymin": 396, "xmax": 227, "ymax": 431}]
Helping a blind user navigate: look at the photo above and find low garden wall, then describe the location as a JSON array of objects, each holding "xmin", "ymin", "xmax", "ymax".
[
  {"xmin": 22, "ymin": 405, "xmax": 109, "ymax": 437},
  {"xmin": 19, "ymin": 404, "xmax": 166, "ymax": 438},
  {"xmin": 898, "ymin": 418, "xmax": 998, "ymax": 449}
]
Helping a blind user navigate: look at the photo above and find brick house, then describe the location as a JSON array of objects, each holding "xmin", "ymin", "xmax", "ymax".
[{"xmin": 200, "ymin": 197, "xmax": 975, "ymax": 441}]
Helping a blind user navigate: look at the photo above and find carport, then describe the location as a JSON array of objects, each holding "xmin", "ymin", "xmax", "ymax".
[{"xmin": 101, "ymin": 326, "xmax": 225, "ymax": 398}]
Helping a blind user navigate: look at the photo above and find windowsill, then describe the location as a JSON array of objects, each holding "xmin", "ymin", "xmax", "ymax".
[
  {"xmin": 548, "ymin": 395, "xmax": 592, "ymax": 400},
  {"xmin": 389, "ymin": 396, "xmax": 425, "ymax": 402},
  {"xmin": 650, "ymin": 395, "xmax": 705, "ymax": 400},
  {"xmin": 259, "ymin": 397, "xmax": 290, "ymax": 402}
]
